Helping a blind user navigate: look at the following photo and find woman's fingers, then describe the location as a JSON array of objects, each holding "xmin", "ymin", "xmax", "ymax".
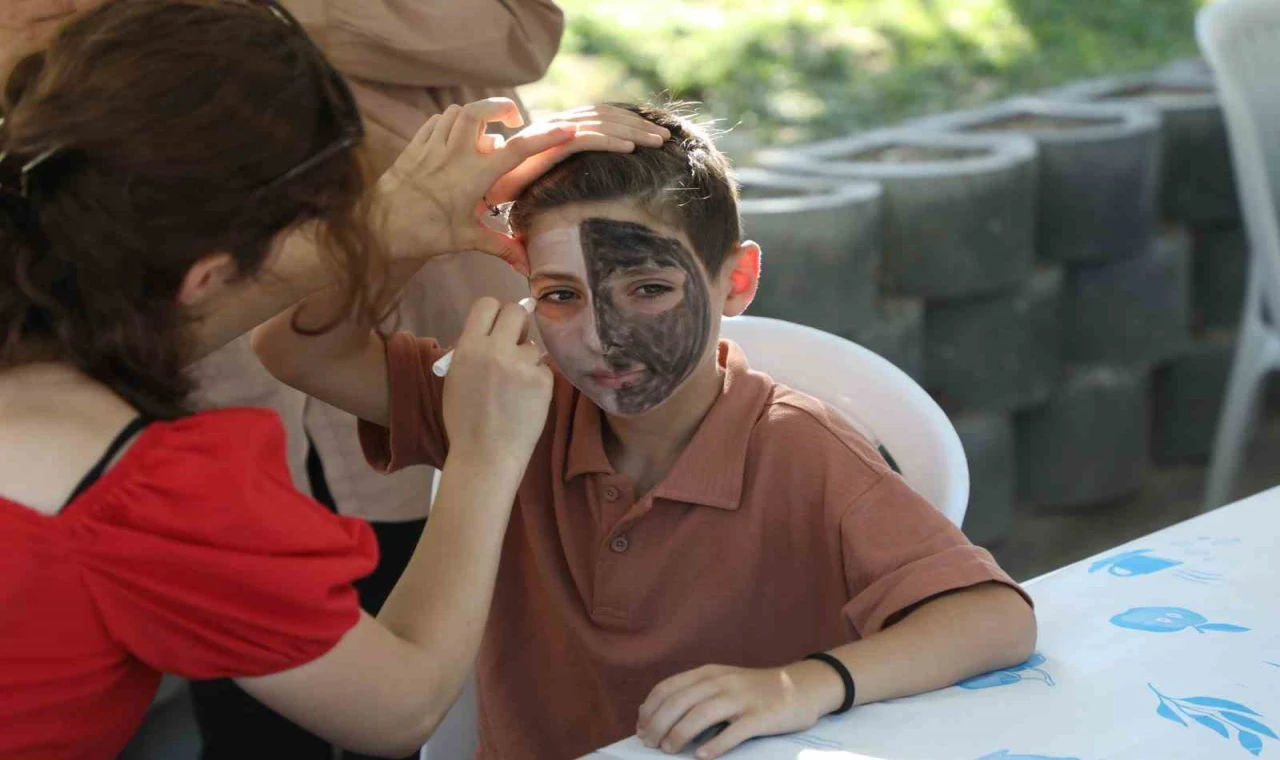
[
  {"xmin": 558, "ymin": 104, "xmax": 671, "ymax": 141},
  {"xmin": 425, "ymin": 105, "xmax": 462, "ymax": 156},
  {"xmin": 458, "ymin": 297, "xmax": 502, "ymax": 342},
  {"xmin": 490, "ymin": 300, "xmax": 532, "ymax": 344},
  {"xmin": 484, "ymin": 129, "xmax": 639, "ymax": 205},
  {"xmin": 447, "ymin": 98, "xmax": 525, "ymax": 152},
  {"xmin": 471, "ymin": 225, "xmax": 530, "ymax": 275},
  {"xmin": 481, "ymin": 121, "xmax": 579, "ymax": 184}
]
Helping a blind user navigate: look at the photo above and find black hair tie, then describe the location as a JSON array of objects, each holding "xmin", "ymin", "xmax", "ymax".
[{"xmin": 804, "ymin": 652, "xmax": 856, "ymax": 715}]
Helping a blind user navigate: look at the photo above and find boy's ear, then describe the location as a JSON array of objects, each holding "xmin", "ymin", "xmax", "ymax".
[{"xmin": 721, "ymin": 240, "xmax": 761, "ymax": 318}]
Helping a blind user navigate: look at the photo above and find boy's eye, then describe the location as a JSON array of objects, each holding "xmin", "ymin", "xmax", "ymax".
[
  {"xmin": 632, "ymin": 283, "xmax": 675, "ymax": 298},
  {"xmin": 538, "ymin": 288, "xmax": 579, "ymax": 304}
]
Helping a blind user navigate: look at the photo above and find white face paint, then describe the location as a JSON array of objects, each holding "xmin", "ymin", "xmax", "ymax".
[{"xmin": 527, "ymin": 217, "xmax": 712, "ymax": 416}]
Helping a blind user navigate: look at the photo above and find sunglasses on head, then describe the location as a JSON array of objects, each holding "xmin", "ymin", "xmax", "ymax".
[{"xmin": 245, "ymin": 0, "xmax": 364, "ymax": 193}]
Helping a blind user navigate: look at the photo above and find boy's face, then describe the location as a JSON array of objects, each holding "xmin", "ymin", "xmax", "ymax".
[{"xmin": 526, "ymin": 203, "xmax": 718, "ymax": 417}]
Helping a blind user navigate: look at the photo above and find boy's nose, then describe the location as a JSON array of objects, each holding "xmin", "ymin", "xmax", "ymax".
[{"xmin": 581, "ymin": 308, "xmax": 604, "ymax": 354}]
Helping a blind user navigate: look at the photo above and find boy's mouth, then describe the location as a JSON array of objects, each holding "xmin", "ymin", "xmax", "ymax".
[{"xmin": 586, "ymin": 368, "xmax": 646, "ymax": 390}]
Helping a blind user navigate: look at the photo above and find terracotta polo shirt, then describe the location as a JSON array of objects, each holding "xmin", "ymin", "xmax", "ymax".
[{"xmin": 360, "ymin": 335, "xmax": 1027, "ymax": 760}]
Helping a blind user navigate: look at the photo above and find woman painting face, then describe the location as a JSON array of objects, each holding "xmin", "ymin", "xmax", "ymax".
[{"xmin": 527, "ymin": 215, "xmax": 712, "ymax": 416}]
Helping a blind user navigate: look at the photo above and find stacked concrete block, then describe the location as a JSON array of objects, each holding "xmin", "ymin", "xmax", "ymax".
[
  {"xmin": 1046, "ymin": 62, "xmax": 1238, "ymax": 224},
  {"xmin": 908, "ymin": 99, "xmax": 1171, "ymax": 511},
  {"xmin": 736, "ymin": 168, "xmax": 882, "ymax": 333},
  {"xmin": 742, "ymin": 55, "xmax": 1245, "ymax": 523},
  {"xmin": 1050, "ymin": 60, "xmax": 1247, "ymax": 476},
  {"xmin": 924, "ymin": 267, "xmax": 1064, "ymax": 413},
  {"xmin": 911, "ymin": 98, "xmax": 1162, "ymax": 265},
  {"xmin": 1152, "ymin": 331, "xmax": 1236, "ymax": 463},
  {"xmin": 851, "ymin": 297, "xmax": 925, "ymax": 383},
  {"xmin": 1017, "ymin": 366, "xmax": 1151, "ymax": 508},
  {"xmin": 758, "ymin": 129, "xmax": 1038, "ymax": 300},
  {"xmin": 1191, "ymin": 224, "xmax": 1249, "ymax": 330},
  {"xmin": 1064, "ymin": 225, "xmax": 1193, "ymax": 367},
  {"xmin": 953, "ymin": 412, "xmax": 1017, "ymax": 545}
]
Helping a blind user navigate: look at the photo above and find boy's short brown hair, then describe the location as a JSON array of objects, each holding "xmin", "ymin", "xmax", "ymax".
[{"xmin": 509, "ymin": 103, "xmax": 742, "ymax": 275}]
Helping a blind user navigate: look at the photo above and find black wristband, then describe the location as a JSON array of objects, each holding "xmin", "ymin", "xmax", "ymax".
[{"xmin": 804, "ymin": 652, "xmax": 856, "ymax": 715}]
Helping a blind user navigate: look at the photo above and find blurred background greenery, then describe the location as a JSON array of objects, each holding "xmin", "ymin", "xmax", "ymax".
[{"xmin": 523, "ymin": 0, "xmax": 1209, "ymax": 157}]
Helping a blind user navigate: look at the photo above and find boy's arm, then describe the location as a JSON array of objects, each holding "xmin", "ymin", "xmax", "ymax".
[{"xmin": 636, "ymin": 477, "xmax": 1036, "ymax": 759}]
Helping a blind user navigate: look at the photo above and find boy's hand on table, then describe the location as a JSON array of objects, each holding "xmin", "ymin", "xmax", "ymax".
[{"xmin": 636, "ymin": 660, "xmax": 842, "ymax": 759}]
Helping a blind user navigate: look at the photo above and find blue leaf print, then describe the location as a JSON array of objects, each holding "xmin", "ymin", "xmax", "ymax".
[
  {"xmin": 1195, "ymin": 623, "xmax": 1251, "ymax": 633},
  {"xmin": 1183, "ymin": 697, "xmax": 1262, "ymax": 716},
  {"xmin": 1224, "ymin": 713, "xmax": 1279, "ymax": 740},
  {"xmin": 1158, "ymin": 701, "xmax": 1187, "ymax": 726},
  {"xmin": 1193, "ymin": 714, "xmax": 1231, "ymax": 739},
  {"xmin": 1240, "ymin": 731, "xmax": 1264, "ymax": 756}
]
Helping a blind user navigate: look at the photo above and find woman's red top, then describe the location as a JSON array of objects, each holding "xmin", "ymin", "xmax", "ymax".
[{"xmin": 0, "ymin": 409, "xmax": 378, "ymax": 759}]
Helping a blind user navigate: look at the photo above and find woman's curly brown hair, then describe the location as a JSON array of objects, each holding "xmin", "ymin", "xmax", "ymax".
[{"xmin": 0, "ymin": 0, "xmax": 391, "ymax": 419}]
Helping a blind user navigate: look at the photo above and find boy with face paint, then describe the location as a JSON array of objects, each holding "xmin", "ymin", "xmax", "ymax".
[{"xmin": 259, "ymin": 105, "xmax": 1036, "ymax": 760}]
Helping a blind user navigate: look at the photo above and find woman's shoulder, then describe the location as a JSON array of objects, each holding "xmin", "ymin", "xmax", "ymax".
[{"xmin": 86, "ymin": 407, "xmax": 345, "ymax": 548}]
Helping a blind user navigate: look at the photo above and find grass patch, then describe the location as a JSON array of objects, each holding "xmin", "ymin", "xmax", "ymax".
[{"xmin": 522, "ymin": 0, "xmax": 1210, "ymax": 155}]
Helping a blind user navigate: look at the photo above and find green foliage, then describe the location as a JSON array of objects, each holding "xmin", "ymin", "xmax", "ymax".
[{"xmin": 523, "ymin": 0, "xmax": 1209, "ymax": 152}]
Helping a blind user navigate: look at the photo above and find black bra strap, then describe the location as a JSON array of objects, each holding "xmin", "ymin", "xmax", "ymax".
[{"xmin": 63, "ymin": 417, "xmax": 150, "ymax": 508}]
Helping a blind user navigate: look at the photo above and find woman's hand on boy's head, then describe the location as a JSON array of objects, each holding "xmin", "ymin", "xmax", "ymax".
[
  {"xmin": 485, "ymin": 104, "xmax": 672, "ymax": 206},
  {"xmin": 636, "ymin": 661, "xmax": 838, "ymax": 759}
]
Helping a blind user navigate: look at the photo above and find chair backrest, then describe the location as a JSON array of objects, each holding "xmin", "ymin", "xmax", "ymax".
[
  {"xmin": 1197, "ymin": 0, "xmax": 1280, "ymax": 320},
  {"xmin": 720, "ymin": 315, "xmax": 969, "ymax": 527}
]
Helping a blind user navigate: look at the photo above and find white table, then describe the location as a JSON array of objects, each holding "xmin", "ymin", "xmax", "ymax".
[{"xmin": 589, "ymin": 486, "xmax": 1280, "ymax": 760}]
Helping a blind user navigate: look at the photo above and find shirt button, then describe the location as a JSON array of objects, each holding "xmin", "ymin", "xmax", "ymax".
[
  {"xmin": 603, "ymin": 485, "xmax": 620, "ymax": 502},
  {"xmin": 610, "ymin": 535, "xmax": 630, "ymax": 553}
]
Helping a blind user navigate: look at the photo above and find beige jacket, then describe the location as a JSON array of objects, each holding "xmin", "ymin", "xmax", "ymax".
[{"xmin": 192, "ymin": 0, "xmax": 563, "ymax": 521}]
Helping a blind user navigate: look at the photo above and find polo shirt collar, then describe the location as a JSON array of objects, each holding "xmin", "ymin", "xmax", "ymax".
[{"xmin": 563, "ymin": 340, "xmax": 773, "ymax": 511}]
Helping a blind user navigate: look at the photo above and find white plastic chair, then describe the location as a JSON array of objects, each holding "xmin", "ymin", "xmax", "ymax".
[
  {"xmin": 1197, "ymin": 0, "xmax": 1280, "ymax": 510},
  {"xmin": 721, "ymin": 315, "xmax": 970, "ymax": 526}
]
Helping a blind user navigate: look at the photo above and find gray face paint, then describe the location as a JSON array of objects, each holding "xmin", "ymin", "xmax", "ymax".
[{"xmin": 581, "ymin": 217, "xmax": 712, "ymax": 415}]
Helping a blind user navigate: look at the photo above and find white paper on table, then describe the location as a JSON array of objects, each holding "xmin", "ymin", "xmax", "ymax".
[{"xmin": 597, "ymin": 488, "xmax": 1280, "ymax": 760}]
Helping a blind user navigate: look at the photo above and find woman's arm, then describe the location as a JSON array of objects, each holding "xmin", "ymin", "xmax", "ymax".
[
  {"xmin": 637, "ymin": 582, "xmax": 1036, "ymax": 759},
  {"xmin": 239, "ymin": 298, "xmax": 553, "ymax": 756}
]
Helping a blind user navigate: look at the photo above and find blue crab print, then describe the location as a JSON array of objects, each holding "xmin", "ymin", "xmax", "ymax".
[{"xmin": 1111, "ymin": 607, "xmax": 1249, "ymax": 634}]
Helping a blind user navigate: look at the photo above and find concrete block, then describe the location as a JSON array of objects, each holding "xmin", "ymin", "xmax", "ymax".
[
  {"xmin": 736, "ymin": 168, "xmax": 883, "ymax": 332},
  {"xmin": 912, "ymin": 98, "xmax": 1161, "ymax": 264},
  {"xmin": 1017, "ymin": 364, "xmax": 1151, "ymax": 509},
  {"xmin": 758, "ymin": 129, "xmax": 1037, "ymax": 299},
  {"xmin": 925, "ymin": 267, "xmax": 1063, "ymax": 412},
  {"xmin": 1045, "ymin": 68, "xmax": 1238, "ymax": 224},
  {"xmin": 851, "ymin": 297, "xmax": 924, "ymax": 383},
  {"xmin": 1192, "ymin": 223, "xmax": 1248, "ymax": 330},
  {"xmin": 1065, "ymin": 225, "xmax": 1192, "ymax": 367},
  {"xmin": 1152, "ymin": 331, "xmax": 1237, "ymax": 463},
  {"xmin": 953, "ymin": 411, "xmax": 1016, "ymax": 546}
]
